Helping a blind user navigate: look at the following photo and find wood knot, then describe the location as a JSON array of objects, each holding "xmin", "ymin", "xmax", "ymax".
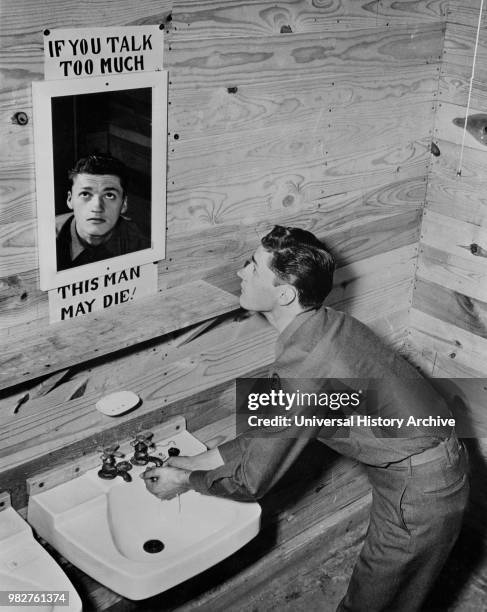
[
  {"xmin": 430, "ymin": 142, "xmax": 440, "ymax": 156},
  {"xmin": 470, "ymin": 243, "xmax": 487, "ymax": 257}
]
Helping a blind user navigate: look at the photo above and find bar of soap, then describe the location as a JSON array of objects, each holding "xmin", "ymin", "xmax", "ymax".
[{"xmin": 96, "ymin": 391, "xmax": 140, "ymax": 416}]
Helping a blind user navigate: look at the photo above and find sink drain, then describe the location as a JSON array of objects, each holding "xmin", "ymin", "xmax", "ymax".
[{"xmin": 143, "ymin": 539, "xmax": 165, "ymax": 553}]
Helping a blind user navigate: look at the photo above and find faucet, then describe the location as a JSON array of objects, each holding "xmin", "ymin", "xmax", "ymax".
[
  {"xmin": 130, "ymin": 432, "xmax": 164, "ymax": 467},
  {"xmin": 98, "ymin": 445, "xmax": 133, "ymax": 482}
]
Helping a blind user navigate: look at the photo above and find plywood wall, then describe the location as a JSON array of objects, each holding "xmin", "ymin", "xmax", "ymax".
[
  {"xmin": 0, "ymin": 0, "xmax": 447, "ymax": 477},
  {"xmin": 407, "ymin": 0, "xmax": 487, "ymax": 485},
  {"xmin": 0, "ymin": 1, "xmax": 445, "ymax": 393},
  {"xmin": 408, "ymin": 0, "xmax": 487, "ymax": 381},
  {"xmin": 408, "ymin": 8, "xmax": 487, "ymax": 603}
]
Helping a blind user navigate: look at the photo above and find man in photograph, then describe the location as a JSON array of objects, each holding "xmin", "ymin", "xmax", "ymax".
[
  {"xmin": 141, "ymin": 225, "xmax": 469, "ymax": 612},
  {"xmin": 56, "ymin": 153, "xmax": 150, "ymax": 271}
]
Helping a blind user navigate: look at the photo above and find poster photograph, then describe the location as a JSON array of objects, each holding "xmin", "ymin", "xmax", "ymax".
[{"xmin": 32, "ymin": 70, "xmax": 167, "ymax": 291}]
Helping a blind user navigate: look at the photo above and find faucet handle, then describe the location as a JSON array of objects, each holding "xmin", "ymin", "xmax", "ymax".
[
  {"xmin": 131, "ymin": 431, "xmax": 154, "ymax": 447},
  {"xmin": 98, "ymin": 444, "xmax": 124, "ymax": 460}
]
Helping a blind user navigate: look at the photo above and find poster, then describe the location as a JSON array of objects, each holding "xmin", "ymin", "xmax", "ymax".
[
  {"xmin": 43, "ymin": 26, "xmax": 164, "ymax": 80},
  {"xmin": 48, "ymin": 263, "xmax": 158, "ymax": 322},
  {"xmin": 32, "ymin": 26, "xmax": 167, "ymax": 315}
]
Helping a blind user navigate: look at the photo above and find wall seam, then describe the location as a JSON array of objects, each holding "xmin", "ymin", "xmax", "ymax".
[{"xmin": 402, "ymin": 9, "xmax": 449, "ymax": 357}]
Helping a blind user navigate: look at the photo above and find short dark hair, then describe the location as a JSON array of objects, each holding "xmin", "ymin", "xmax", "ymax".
[
  {"xmin": 68, "ymin": 154, "xmax": 127, "ymax": 193},
  {"xmin": 261, "ymin": 225, "xmax": 335, "ymax": 308}
]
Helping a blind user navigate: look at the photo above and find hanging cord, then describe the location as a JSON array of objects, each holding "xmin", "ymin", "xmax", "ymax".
[{"xmin": 457, "ymin": 0, "xmax": 485, "ymax": 176}]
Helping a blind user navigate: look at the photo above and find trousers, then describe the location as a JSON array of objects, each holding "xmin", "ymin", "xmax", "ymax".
[{"xmin": 337, "ymin": 434, "xmax": 469, "ymax": 612}]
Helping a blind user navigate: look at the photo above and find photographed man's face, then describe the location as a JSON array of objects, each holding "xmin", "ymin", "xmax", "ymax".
[
  {"xmin": 237, "ymin": 245, "xmax": 282, "ymax": 312},
  {"xmin": 67, "ymin": 173, "xmax": 127, "ymax": 245}
]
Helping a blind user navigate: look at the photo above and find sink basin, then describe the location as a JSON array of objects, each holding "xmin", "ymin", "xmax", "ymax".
[
  {"xmin": 28, "ymin": 429, "xmax": 261, "ymax": 600},
  {"xmin": 0, "ymin": 495, "xmax": 82, "ymax": 612}
]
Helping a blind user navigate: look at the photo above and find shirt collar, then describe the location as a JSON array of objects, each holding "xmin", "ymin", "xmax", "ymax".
[
  {"xmin": 69, "ymin": 217, "xmax": 85, "ymax": 261},
  {"xmin": 69, "ymin": 217, "xmax": 120, "ymax": 260},
  {"xmin": 274, "ymin": 305, "xmax": 323, "ymax": 359}
]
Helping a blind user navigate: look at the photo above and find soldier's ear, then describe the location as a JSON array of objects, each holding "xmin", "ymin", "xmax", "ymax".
[
  {"xmin": 67, "ymin": 191, "xmax": 73, "ymax": 210},
  {"xmin": 277, "ymin": 284, "xmax": 297, "ymax": 307},
  {"xmin": 121, "ymin": 195, "xmax": 128, "ymax": 215}
]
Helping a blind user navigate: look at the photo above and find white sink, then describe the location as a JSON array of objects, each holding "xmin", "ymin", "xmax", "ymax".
[
  {"xmin": 0, "ymin": 495, "xmax": 82, "ymax": 612},
  {"xmin": 27, "ymin": 429, "xmax": 261, "ymax": 600}
]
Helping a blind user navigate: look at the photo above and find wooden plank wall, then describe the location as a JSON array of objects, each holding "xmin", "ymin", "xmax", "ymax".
[
  {"xmin": 0, "ymin": 0, "xmax": 446, "ymax": 494},
  {"xmin": 408, "ymin": 0, "xmax": 487, "ymax": 381},
  {"xmin": 0, "ymin": 0, "xmax": 444, "ymax": 357},
  {"xmin": 0, "ymin": 0, "xmax": 446, "ymax": 465},
  {"xmin": 407, "ymin": 3, "xmax": 487, "ymax": 608},
  {"xmin": 407, "ymin": 0, "xmax": 487, "ymax": 450},
  {"xmin": 0, "ymin": 4, "xmax": 446, "ymax": 489}
]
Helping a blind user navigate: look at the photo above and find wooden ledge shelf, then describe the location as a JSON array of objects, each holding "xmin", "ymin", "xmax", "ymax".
[
  {"xmin": 0, "ymin": 319, "xmax": 276, "ymax": 495},
  {"xmin": 0, "ymin": 281, "xmax": 240, "ymax": 391}
]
